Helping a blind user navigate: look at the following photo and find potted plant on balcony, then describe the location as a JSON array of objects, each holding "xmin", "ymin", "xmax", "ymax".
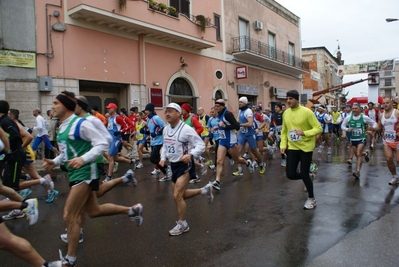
[
  {"xmin": 149, "ymin": 0, "xmax": 158, "ymax": 11},
  {"xmin": 118, "ymin": 0, "xmax": 127, "ymax": 10},
  {"xmin": 157, "ymin": 2, "xmax": 167, "ymax": 13},
  {"xmin": 168, "ymin": 6, "xmax": 178, "ymax": 17},
  {"xmin": 195, "ymin": 15, "xmax": 207, "ymax": 32}
]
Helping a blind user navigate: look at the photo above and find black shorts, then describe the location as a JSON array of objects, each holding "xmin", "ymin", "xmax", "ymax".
[
  {"xmin": 170, "ymin": 159, "xmax": 195, "ymax": 183},
  {"xmin": 122, "ymin": 134, "xmax": 130, "ymax": 142},
  {"xmin": 69, "ymin": 179, "xmax": 100, "ymax": 191}
]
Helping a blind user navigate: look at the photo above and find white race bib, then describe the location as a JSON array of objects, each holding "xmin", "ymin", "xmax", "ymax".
[
  {"xmin": 218, "ymin": 129, "xmax": 226, "ymax": 139},
  {"xmin": 384, "ymin": 131, "xmax": 396, "ymax": 142},
  {"xmin": 58, "ymin": 142, "xmax": 68, "ymax": 163},
  {"xmin": 352, "ymin": 129, "xmax": 362, "ymax": 137},
  {"xmin": 289, "ymin": 130, "xmax": 302, "ymax": 142},
  {"xmin": 240, "ymin": 127, "xmax": 248, "ymax": 133}
]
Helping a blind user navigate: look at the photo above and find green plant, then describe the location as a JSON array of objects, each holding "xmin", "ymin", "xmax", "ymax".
[
  {"xmin": 196, "ymin": 15, "xmax": 206, "ymax": 32},
  {"xmin": 118, "ymin": 0, "xmax": 127, "ymax": 10},
  {"xmin": 167, "ymin": 6, "xmax": 178, "ymax": 17},
  {"xmin": 157, "ymin": 3, "xmax": 167, "ymax": 12},
  {"xmin": 149, "ymin": 0, "xmax": 158, "ymax": 10}
]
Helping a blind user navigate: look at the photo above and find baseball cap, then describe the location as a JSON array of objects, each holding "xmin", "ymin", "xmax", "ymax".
[
  {"xmin": 106, "ymin": 103, "xmax": 118, "ymax": 109},
  {"xmin": 255, "ymin": 106, "xmax": 262, "ymax": 111},
  {"xmin": 166, "ymin": 103, "xmax": 182, "ymax": 113}
]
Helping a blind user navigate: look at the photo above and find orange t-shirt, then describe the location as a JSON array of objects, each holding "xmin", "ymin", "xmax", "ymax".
[{"xmin": 94, "ymin": 112, "xmax": 107, "ymax": 125}]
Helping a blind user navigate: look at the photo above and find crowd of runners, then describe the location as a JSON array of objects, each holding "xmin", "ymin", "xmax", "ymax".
[{"xmin": 1, "ymin": 89, "xmax": 398, "ymax": 266}]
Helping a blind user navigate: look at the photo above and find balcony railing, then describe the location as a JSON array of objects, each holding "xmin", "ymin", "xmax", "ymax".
[{"xmin": 232, "ymin": 36, "xmax": 309, "ymax": 72}]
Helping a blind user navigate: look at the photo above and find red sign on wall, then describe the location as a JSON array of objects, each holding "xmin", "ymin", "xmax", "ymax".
[
  {"xmin": 150, "ymin": 88, "xmax": 163, "ymax": 108},
  {"xmin": 236, "ymin": 66, "xmax": 248, "ymax": 79}
]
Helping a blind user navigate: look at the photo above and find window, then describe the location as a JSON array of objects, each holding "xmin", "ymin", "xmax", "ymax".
[
  {"xmin": 268, "ymin": 32, "xmax": 276, "ymax": 59},
  {"xmin": 385, "ymin": 78, "xmax": 392, "ymax": 86},
  {"xmin": 170, "ymin": 0, "xmax": 190, "ymax": 17},
  {"xmin": 288, "ymin": 42, "xmax": 295, "ymax": 66},
  {"xmin": 214, "ymin": 14, "xmax": 221, "ymax": 41},
  {"xmin": 239, "ymin": 19, "xmax": 249, "ymax": 51},
  {"xmin": 215, "ymin": 70, "xmax": 223, "ymax": 80},
  {"xmin": 215, "ymin": 90, "xmax": 223, "ymax": 100}
]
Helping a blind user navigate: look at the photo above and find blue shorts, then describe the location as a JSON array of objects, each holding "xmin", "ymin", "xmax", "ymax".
[
  {"xmin": 201, "ymin": 135, "xmax": 210, "ymax": 140},
  {"xmin": 136, "ymin": 139, "xmax": 146, "ymax": 145},
  {"xmin": 219, "ymin": 139, "xmax": 236, "ymax": 148},
  {"xmin": 170, "ymin": 159, "xmax": 195, "ymax": 183},
  {"xmin": 238, "ymin": 134, "xmax": 257, "ymax": 149},
  {"xmin": 351, "ymin": 139, "xmax": 366, "ymax": 147},
  {"xmin": 109, "ymin": 139, "xmax": 122, "ymax": 156},
  {"xmin": 31, "ymin": 135, "xmax": 53, "ymax": 151},
  {"xmin": 256, "ymin": 135, "xmax": 265, "ymax": 141}
]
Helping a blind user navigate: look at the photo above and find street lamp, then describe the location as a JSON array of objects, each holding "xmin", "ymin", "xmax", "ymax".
[{"xmin": 386, "ymin": 18, "xmax": 399, "ymax": 22}]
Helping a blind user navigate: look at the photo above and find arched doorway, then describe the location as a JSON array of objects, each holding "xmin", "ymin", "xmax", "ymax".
[{"xmin": 168, "ymin": 77, "xmax": 196, "ymax": 109}]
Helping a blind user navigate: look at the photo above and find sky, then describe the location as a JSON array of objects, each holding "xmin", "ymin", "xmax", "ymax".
[{"xmin": 276, "ymin": 0, "xmax": 399, "ymax": 99}]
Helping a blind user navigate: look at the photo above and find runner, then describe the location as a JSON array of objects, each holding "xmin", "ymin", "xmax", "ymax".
[
  {"xmin": 30, "ymin": 108, "xmax": 60, "ymax": 156},
  {"xmin": 134, "ymin": 112, "xmax": 147, "ymax": 169},
  {"xmin": 364, "ymin": 101, "xmax": 380, "ymax": 150},
  {"xmin": 211, "ymin": 99, "xmax": 254, "ymax": 191},
  {"xmin": 375, "ymin": 98, "xmax": 399, "ymax": 185},
  {"xmin": 159, "ymin": 103, "xmax": 213, "ymax": 236},
  {"xmin": 270, "ymin": 103, "xmax": 286, "ymax": 166},
  {"xmin": 280, "ymin": 90, "xmax": 322, "ymax": 210},
  {"xmin": 315, "ymin": 105, "xmax": 332, "ymax": 155},
  {"xmin": 234, "ymin": 97, "xmax": 266, "ymax": 175},
  {"xmin": 43, "ymin": 91, "xmax": 143, "ymax": 267},
  {"xmin": 341, "ymin": 102, "xmax": 378, "ymax": 179}
]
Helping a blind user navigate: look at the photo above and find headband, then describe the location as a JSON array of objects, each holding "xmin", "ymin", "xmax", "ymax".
[
  {"xmin": 215, "ymin": 101, "xmax": 225, "ymax": 106},
  {"xmin": 76, "ymin": 98, "xmax": 88, "ymax": 111},
  {"xmin": 56, "ymin": 94, "xmax": 76, "ymax": 111},
  {"xmin": 286, "ymin": 91, "xmax": 299, "ymax": 100}
]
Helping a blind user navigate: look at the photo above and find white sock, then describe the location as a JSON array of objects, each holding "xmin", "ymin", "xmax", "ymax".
[
  {"xmin": 122, "ymin": 176, "xmax": 130, "ymax": 183},
  {"xmin": 39, "ymin": 177, "xmax": 46, "ymax": 184}
]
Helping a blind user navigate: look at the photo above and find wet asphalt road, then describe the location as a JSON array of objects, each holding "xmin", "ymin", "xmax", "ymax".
[{"xmin": 1, "ymin": 139, "xmax": 399, "ymax": 267}]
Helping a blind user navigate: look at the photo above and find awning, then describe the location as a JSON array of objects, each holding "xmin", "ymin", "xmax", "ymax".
[{"xmin": 347, "ymin": 96, "xmax": 383, "ymax": 105}]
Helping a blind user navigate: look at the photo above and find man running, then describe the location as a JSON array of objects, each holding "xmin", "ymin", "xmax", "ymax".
[
  {"xmin": 211, "ymin": 99, "xmax": 253, "ymax": 191},
  {"xmin": 30, "ymin": 108, "xmax": 60, "ymax": 156},
  {"xmin": 375, "ymin": 98, "xmax": 399, "ymax": 185},
  {"xmin": 270, "ymin": 104, "xmax": 285, "ymax": 166},
  {"xmin": 159, "ymin": 103, "xmax": 213, "ymax": 236},
  {"xmin": 43, "ymin": 91, "xmax": 143, "ymax": 267},
  {"xmin": 341, "ymin": 102, "xmax": 377, "ymax": 179},
  {"xmin": 364, "ymin": 101, "xmax": 380, "ymax": 150},
  {"xmin": 280, "ymin": 90, "xmax": 322, "ymax": 210}
]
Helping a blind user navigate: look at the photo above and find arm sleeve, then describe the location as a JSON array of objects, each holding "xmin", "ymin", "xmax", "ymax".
[
  {"xmin": 303, "ymin": 112, "xmax": 323, "ymax": 137},
  {"xmin": 90, "ymin": 117, "xmax": 112, "ymax": 144},
  {"xmin": 363, "ymin": 115, "xmax": 378, "ymax": 128},
  {"xmin": 78, "ymin": 120, "xmax": 109, "ymax": 164},
  {"xmin": 192, "ymin": 117, "xmax": 203, "ymax": 135},
  {"xmin": 155, "ymin": 116, "xmax": 165, "ymax": 128},
  {"xmin": 33, "ymin": 117, "xmax": 44, "ymax": 131},
  {"xmin": 224, "ymin": 111, "xmax": 240, "ymax": 130},
  {"xmin": 341, "ymin": 116, "xmax": 350, "ymax": 131},
  {"xmin": 280, "ymin": 113, "xmax": 288, "ymax": 149},
  {"xmin": 115, "ymin": 116, "xmax": 127, "ymax": 133},
  {"xmin": 186, "ymin": 127, "xmax": 205, "ymax": 158}
]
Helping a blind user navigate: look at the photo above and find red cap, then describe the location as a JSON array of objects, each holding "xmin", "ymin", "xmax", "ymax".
[
  {"xmin": 106, "ymin": 103, "xmax": 117, "ymax": 109},
  {"xmin": 181, "ymin": 103, "xmax": 191, "ymax": 113}
]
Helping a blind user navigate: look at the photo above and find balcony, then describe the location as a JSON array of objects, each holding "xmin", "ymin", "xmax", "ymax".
[
  {"xmin": 231, "ymin": 36, "xmax": 309, "ymax": 76},
  {"xmin": 66, "ymin": 0, "xmax": 216, "ymax": 50}
]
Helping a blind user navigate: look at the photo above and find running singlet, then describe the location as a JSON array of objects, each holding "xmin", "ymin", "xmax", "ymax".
[
  {"xmin": 199, "ymin": 115, "xmax": 209, "ymax": 137},
  {"xmin": 163, "ymin": 121, "xmax": 189, "ymax": 163},
  {"xmin": 381, "ymin": 111, "xmax": 399, "ymax": 143},
  {"xmin": 238, "ymin": 108, "xmax": 254, "ymax": 135},
  {"xmin": 135, "ymin": 121, "xmax": 145, "ymax": 141},
  {"xmin": 348, "ymin": 113, "xmax": 366, "ymax": 141}
]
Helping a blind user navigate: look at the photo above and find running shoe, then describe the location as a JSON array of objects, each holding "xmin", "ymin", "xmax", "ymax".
[
  {"xmin": 46, "ymin": 190, "xmax": 59, "ymax": 203},
  {"xmin": 246, "ymin": 159, "xmax": 254, "ymax": 174},
  {"xmin": 151, "ymin": 168, "xmax": 161, "ymax": 175},
  {"xmin": 2, "ymin": 209, "xmax": 25, "ymax": 221},
  {"xmin": 229, "ymin": 158, "xmax": 235, "ymax": 165},
  {"xmin": 60, "ymin": 230, "xmax": 84, "ymax": 244},
  {"xmin": 281, "ymin": 159, "xmax": 287, "ymax": 167},
  {"xmin": 112, "ymin": 162, "xmax": 119, "ymax": 173},
  {"xmin": 159, "ymin": 176, "xmax": 172, "ymax": 182},
  {"xmin": 259, "ymin": 163, "xmax": 266, "ymax": 174},
  {"xmin": 267, "ymin": 145, "xmax": 274, "ymax": 156},
  {"xmin": 304, "ymin": 198, "xmax": 317, "ymax": 210},
  {"xmin": 123, "ymin": 169, "xmax": 137, "ymax": 186},
  {"xmin": 364, "ymin": 151, "xmax": 370, "ymax": 162},
  {"xmin": 252, "ymin": 161, "xmax": 259, "ymax": 168},
  {"xmin": 370, "ymin": 144, "xmax": 374, "ymax": 150},
  {"xmin": 23, "ymin": 198, "xmax": 39, "ymax": 225},
  {"xmin": 202, "ymin": 182, "xmax": 214, "ymax": 203},
  {"xmin": 136, "ymin": 162, "xmax": 144, "ymax": 169},
  {"xmin": 208, "ymin": 164, "xmax": 216, "ymax": 171},
  {"xmin": 327, "ymin": 147, "xmax": 331, "ymax": 155},
  {"xmin": 353, "ymin": 171, "xmax": 360, "ymax": 179},
  {"xmin": 205, "ymin": 160, "xmax": 213, "ymax": 166},
  {"xmin": 102, "ymin": 176, "xmax": 112, "ymax": 183},
  {"xmin": 243, "ymin": 152, "xmax": 249, "ymax": 159},
  {"xmin": 189, "ymin": 175, "xmax": 201, "ymax": 184},
  {"xmin": 130, "ymin": 158, "xmax": 137, "ymax": 170},
  {"xmin": 129, "ymin": 203, "xmax": 143, "ymax": 227},
  {"xmin": 47, "ymin": 260, "xmax": 63, "ymax": 267},
  {"xmin": 19, "ymin": 188, "xmax": 32, "ymax": 199},
  {"xmin": 169, "ymin": 221, "xmax": 190, "ymax": 236},
  {"xmin": 212, "ymin": 180, "xmax": 221, "ymax": 191},
  {"xmin": 232, "ymin": 169, "xmax": 243, "ymax": 176},
  {"xmin": 347, "ymin": 159, "xmax": 352, "ymax": 165},
  {"xmin": 61, "ymin": 257, "xmax": 77, "ymax": 267},
  {"xmin": 388, "ymin": 178, "xmax": 399, "ymax": 185}
]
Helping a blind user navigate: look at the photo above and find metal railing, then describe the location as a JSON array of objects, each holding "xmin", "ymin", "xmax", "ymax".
[{"xmin": 232, "ymin": 36, "xmax": 309, "ymax": 71}]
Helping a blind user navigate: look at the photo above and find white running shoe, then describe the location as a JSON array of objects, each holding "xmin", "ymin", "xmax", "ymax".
[
  {"xmin": 23, "ymin": 198, "xmax": 39, "ymax": 225},
  {"xmin": 151, "ymin": 168, "xmax": 161, "ymax": 175},
  {"xmin": 169, "ymin": 221, "xmax": 190, "ymax": 236},
  {"xmin": 113, "ymin": 162, "xmax": 119, "ymax": 173},
  {"xmin": 304, "ymin": 198, "xmax": 317, "ymax": 210}
]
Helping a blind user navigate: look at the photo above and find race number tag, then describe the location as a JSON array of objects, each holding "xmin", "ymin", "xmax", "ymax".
[
  {"xmin": 240, "ymin": 127, "xmax": 248, "ymax": 133},
  {"xmin": 218, "ymin": 130, "xmax": 226, "ymax": 139},
  {"xmin": 289, "ymin": 130, "xmax": 302, "ymax": 142},
  {"xmin": 384, "ymin": 131, "xmax": 396, "ymax": 142},
  {"xmin": 351, "ymin": 129, "xmax": 362, "ymax": 137}
]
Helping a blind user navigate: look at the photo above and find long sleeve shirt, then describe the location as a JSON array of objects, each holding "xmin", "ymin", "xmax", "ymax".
[
  {"xmin": 33, "ymin": 115, "xmax": 49, "ymax": 137},
  {"xmin": 280, "ymin": 105, "xmax": 322, "ymax": 152}
]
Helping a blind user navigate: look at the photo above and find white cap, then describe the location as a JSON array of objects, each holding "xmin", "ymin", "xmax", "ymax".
[
  {"xmin": 166, "ymin": 103, "xmax": 182, "ymax": 113},
  {"xmin": 239, "ymin": 96, "xmax": 248, "ymax": 104}
]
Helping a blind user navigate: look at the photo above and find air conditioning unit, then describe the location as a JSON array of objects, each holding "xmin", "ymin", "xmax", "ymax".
[
  {"xmin": 269, "ymin": 86, "xmax": 277, "ymax": 96},
  {"xmin": 254, "ymin": 20, "xmax": 263, "ymax": 31}
]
